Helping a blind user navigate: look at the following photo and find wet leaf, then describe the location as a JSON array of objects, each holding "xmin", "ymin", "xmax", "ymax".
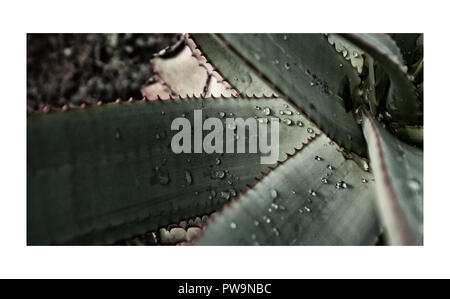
[
  {"xmin": 27, "ymin": 97, "xmax": 315, "ymax": 244},
  {"xmin": 200, "ymin": 33, "xmax": 366, "ymax": 156},
  {"xmin": 194, "ymin": 134, "xmax": 381, "ymax": 245},
  {"xmin": 362, "ymin": 112, "xmax": 423, "ymax": 245}
]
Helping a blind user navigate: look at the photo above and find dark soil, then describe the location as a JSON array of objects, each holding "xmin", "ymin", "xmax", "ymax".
[{"xmin": 27, "ymin": 34, "xmax": 180, "ymax": 111}]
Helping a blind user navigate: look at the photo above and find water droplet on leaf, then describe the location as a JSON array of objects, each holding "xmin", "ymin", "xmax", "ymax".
[
  {"xmin": 115, "ymin": 129, "xmax": 121, "ymax": 140},
  {"xmin": 283, "ymin": 118, "xmax": 292, "ymax": 126},
  {"xmin": 215, "ymin": 170, "xmax": 225, "ymax": 179},
  {"xmin": 407, "ymin": 179, "xmax": 421, "ymax": 192},
  {"xmin": 185, "ymin": 170, "xmax": 193, "ymax": 185},
  {"xmin": 270, "ymin": 189, "xmax": 278, "ymax": 199},
  {"xmin": 272, "ymin": 228, "xmax": 280, "ymax": 237}
]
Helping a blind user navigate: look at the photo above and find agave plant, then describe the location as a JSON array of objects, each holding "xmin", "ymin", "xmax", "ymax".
[{"xmin": 27, "ymin": 33, "xmax": 423, "ymax": 245}]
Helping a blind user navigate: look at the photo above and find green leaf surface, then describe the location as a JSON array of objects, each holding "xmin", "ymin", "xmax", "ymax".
[
  {"xmin": 327, "ymin": 34, "xmax": 365, "ymax": 74},
  {"xmin": 28, "ymin": 97, "xmax": 316, "ymax": 244},
  {"xmin": 194, "ymin": 134, "xmax": 381, "ymax": 245},
  {"xmin": 206, "ymin": 33, "xmax": 366, "ymax": 156},
  {"xmin": 190, "ymin": 34, "xmax": 277, "ymax": 97},
  {"xmin": 362, "ymin": 113, "xmax": 423, "ymax": 245}
]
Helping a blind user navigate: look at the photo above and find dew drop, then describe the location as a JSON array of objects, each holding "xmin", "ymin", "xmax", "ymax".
[
  {"xmin": 255, "ymin": 106, "xmax": 261, "ymax": 110},
  {"xmin": 307, "ymin": 128, "xmax": 314, "ymax": 134},
  {"xmin": 228, "ymin": 123, "xmax": 237, "ymax": 130},
  {"xmin": 309, "ymin": 189, "xmax": 317, "ymax": 197},
  {"xmin": 272, "ymin": 228, "xmax": 280, "ymax": 237},
  {"xmin": 284, "ymin": 62, "xmax": 291, "ymax": 70},
  {"xmin": 284, "ymin": 110, "xmax": 293, "ymax": 116},
  {"xmin": 253, "ymin": 220, "xmax": 260, "ymax": 227},
  {"xmin": 230, "ymin": 222, "xmax": 237, "ymax": 229},
  {"xmin": 263, "ymin": 107, "xmax": 271, "ymax": 116},
  {"xmin": 342, "ymin": 49, "xmax": 348, "ymax": 58},
  {"xmin": 229, "ymin": 189, "xmax": 237, "ymax": 197},
  {"xmin": 407, "ymin": 179, "xmax": 421, "ymax": 192},
  {"xmin": 283, "ymin": 118, "xmax": 292, "ymax": 126},
  {"xmin": 219, "ymin": 111, "xmax": 226, "ymax": 118},
  {"xmin": 335, "ymin": 180, "xmax": 348, "ymax": 189},
  {"xmin": 362, "ymin": 160, "xmax": 370, "ymax": 172},
  {"xmin": 221, "ymin": 191, "xmax": 231, "ymax": 200},
  {"xmin": 215, "ymin": 158, "xmax": 221, "ymax": 165},
  {"xmin": 362, "ymin": 178, "xmax": 368, "ymax": 184},
  {"xmin": 279, "ymin": 110, "xmax": 285, "ymax": 115},
  {"xmin": 310, "ymin": 82, "xmax": 315, "ymax": 86},
  {"xmin": 155, "ymin": 133, "xmax": 161, "ymax": 140},
  {"xmin": 321, "ymin": 177, "xmax": 328, "ymax": 184},
  {"xmin": 296, "ymin": 120, "xmax": 304, "ymax": 127},
  {"xmin": 327, "ymin": 164, "xmax": 334, "ymax": 170},
  {"xmin": 114, "ymin": 129, "xmax": 121, "ymax": 140},
  {"xmin": 271, "ymin": 203, "xmax": 279, "ymax": 210},
  {"xmin": 215, "ymin": 170, "xmax": 225, "ymax": 179},
  {"xmin": 304, "ymin": 206, "xmax": 311, "ymax": 213},
  {"xmin": 270, "ymin": 189, "xmax": 278, "ymax": 199},
  {"xmin": 283, "ymin": 35, "xmax": 288, "ymax": 41},
  {"xmin": 184, "ymin": 170, "xmax": 193, "ymax": 185},
  {"xmin": 314, "ymin": 155, "xmax": 322, "ymax": 161},
  {"xmin": 353, "ymin": 51, "xmax": 359, "ymax": 58},
  {"xmin": 158, "ymin": 172, "xmax": 170, "ymax": 185}
]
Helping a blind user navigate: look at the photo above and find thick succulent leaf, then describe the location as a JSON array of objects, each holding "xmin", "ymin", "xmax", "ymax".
[
  {"xmin": 141, "ymin": 78, "xmax": 172, "ymax": 100},
  {"xmin": 362, "ymin": 113, "xmax": 423, "ymax": 245},
  {"xmin": 145, "ymin": 43, "xmax": 237, "ymax": 99},
  {"xmin": 189, "ymin": 34, "xmax": 277, "ymax": 97},
  {"xmin": 327, "ymin": 34, "xmax": 365, "ymax": 74},
  {"xmin": 208, "ymin": 33, "xmax": 366, "ymax": 156},
  {"xmin": 27, "ymin": 97, "xmax": 316, "ymax": 245},
  {"xmin": 194, "ymin": 134, "xmax": 381, "ymax": 245},
  {"xmin": 339, "ymin": 34, "xmax": 422, "ymax": 125}
]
